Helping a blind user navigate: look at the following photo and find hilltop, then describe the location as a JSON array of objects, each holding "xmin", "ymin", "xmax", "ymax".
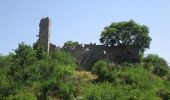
[{"xmin": 0, "ymin": 18, "xmax": 170, "ymax": 100}]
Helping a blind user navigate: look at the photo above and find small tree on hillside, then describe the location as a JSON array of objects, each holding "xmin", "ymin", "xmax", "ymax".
[
  {"xmin": 8, "ymin": 42, "xmax": 37, "ymax": 83},
  {"xmin": 100, "ymin": 20, "xmax": 152, "ymax": 52},
  {"xmin": 63, "ymin": 41, "xmax": 79, "ymax": 48}
]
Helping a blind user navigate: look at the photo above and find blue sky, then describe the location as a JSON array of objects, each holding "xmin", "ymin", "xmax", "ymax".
[{"xmin": 0, "ymin": 0, "xmax": 170, "ymax": 63}]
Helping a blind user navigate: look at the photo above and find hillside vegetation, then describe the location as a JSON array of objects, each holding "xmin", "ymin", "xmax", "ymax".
[
  {"xmin": 0, "ymin": 42, "xmax": 170, "ymax": 100},
  {"xmin": 0, "ymin": 20, "xmax": 170, "ymax": 100}
]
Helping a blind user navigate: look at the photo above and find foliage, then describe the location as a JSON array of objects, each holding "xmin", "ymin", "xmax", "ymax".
[
  {"xmin": 84, "ymin": 62, "xmax": 167, "ymax": 99},
  {"xmin": 100, "ymin": 20, "xmax": 152, "ymax": 52},
  {"xmin": 1, "ymin": 42, "xmax": 170, "ymax": 99},
  {"xmin": 33, "ymin": 41, "xmax": 47, "ymax": 60},
  {"xmin": 50, "ymin": 50, "xmax": 77, "ymax": 68},
  {"xmin": 82, "ymin": 82, "xmax": 116, "ymax": 100},
  {"xmin": 91, "ymin": 60, "xmax": 110, "ymax": 78},
  {"xmin": 63, "ymin": 41, "xmax": 79, "ymax": 48},
  {"xmin": 143, "ymin": 54, "xmax": 170, "ymax": 77},
  {"xmin": 0, "ymin": 42, "xmax": 78, "ymax": 99},
  {"xmin": 6, "ymin": 90, "xmax": 36, "ymax": 100},
  {"xmin": 7, "ymin": 43, "xmax": 37, "ymax": 84},
  {"xmin": 0, "ymin": 68, "xmax": 14, "ymax": 100},
  {"xmin": 0, "ymin": 55, "xmax": 8, "ymax": 68},
  {"xmin": 143, "ymin": 54, "xmax": 169, "ymax": 67},
  {"xmin": 157, "ymin": 89, "xmax": 170, "ymax": 100},
  {"xmin": 29, "ymin": 52, "xmax": 76, "ymax": 99}
]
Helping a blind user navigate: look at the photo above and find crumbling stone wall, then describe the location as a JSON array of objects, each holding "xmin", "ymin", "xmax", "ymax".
[
  {"xmin": 36, "ymin": 17, "xmax": 140, "ymax": 69},
  {"xmin": 63, "ymin": 43, "xmax": 140, "ymax": 70}
]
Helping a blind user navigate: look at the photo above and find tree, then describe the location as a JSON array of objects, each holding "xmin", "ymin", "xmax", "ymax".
[
  {"xmin": 143, "ymin": 54, "xmax": 170, "ymax": 77},
  {"xmin": 63, "ymin": 41, "xmax": 79, "ymax": 48},
  {"xmin": 100, "ymin": 20, "xmax": 152, "ymax": 52},
  {"xmin": 33, "ymin": 42, "xmax": 47, "ymax": 60},
  {"xmin": 8, "ymin": 42, "xmax": 37, "ymax": 83}
]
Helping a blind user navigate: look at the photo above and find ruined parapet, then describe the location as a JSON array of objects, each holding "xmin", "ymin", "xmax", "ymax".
[
  {"xmin": 37, "ymin": 17, "xmax": 51, "ymax": 53},
  {"xmin": 63, "ymin": 43, "xmax": 140, "ymax": 70}
]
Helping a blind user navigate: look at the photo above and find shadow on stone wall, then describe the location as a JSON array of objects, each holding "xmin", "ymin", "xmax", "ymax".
[{"xmin": 63, "ymin": 43, "xmax": 140, "ymax": 70}]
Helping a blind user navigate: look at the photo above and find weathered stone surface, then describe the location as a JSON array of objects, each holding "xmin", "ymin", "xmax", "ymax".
[
  {"xmin": 37, "ymin": 17, "xmax": 51, "ymax": 53},
  {"xmin": 36, "ymin": 18, "xmax": 140, "ymax": 69},
  {"xmin": 63, "ymin": 44, "xmax": 140, "ymax": 70},
  {"xmin": 37, "ymin": 17, "xmax": 56, "ymax": 53}
]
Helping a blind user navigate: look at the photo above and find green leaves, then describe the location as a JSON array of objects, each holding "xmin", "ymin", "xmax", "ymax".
[
  {"xmin": 143, "ymin": 54, "xmax": 170, "ymax": 77},
  {"xmin": 92, "ymin": 60, "xmax": 110, "ymax": 79},
  {"xmin": 0, "ymin": 42, "xmax": 78, "ymax": 99},
  {"xmin": 86, "ymin": 61, "xmax": 169, "ymax": 100},
  {"xmin": 63, "ymin": 41, "xmax": 79, "ymax": 48},
  {"xmin": 13, "ymin": 42, "xmax": 37, "ymax": 67},
  {"xmin": 100, "ymin": 20, "xmax": 152, "ymax": 52}
]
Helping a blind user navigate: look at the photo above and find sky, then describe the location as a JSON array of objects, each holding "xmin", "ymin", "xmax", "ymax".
[{"xmin": 0, "ymin": 0, "xmax": 170, "ymax": 64}]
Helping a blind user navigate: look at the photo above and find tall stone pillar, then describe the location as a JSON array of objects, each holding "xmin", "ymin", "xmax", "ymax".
[{"xmin": 38, "ymin": 17, "xmax": 51, "ymax": 53}]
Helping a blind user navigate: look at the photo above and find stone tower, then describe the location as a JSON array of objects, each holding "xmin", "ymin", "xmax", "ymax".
[{"xmin": 37, "ymin": 17, "xmax": 51, "ymax": 53}]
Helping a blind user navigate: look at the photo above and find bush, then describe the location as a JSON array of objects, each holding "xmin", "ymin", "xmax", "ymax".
[
  {"xmin": 1, "ymin": 42, "xmax": 78, "ymax": 99},
  {"xmin": 0, "ymin": 68, "xmax": 14, "ymax": 99},
  {"xmin": 91, "ymin": 60, "xmax": 110, "ymax": 78},
  {"xmin": 168, "ymin": 74, "xmax": 170, "ymax": 81},
  {"xmin": 143, "ymin": 54, "xmax": 168, "ymax": 67},
  {"xmin": 83, "ymin": 66, "xmax": 165, "ymax": 100},
  {"xmin": 82, "ymin": 81, "xmax": 157, "ymax": 100},
  {"xmin": 82, "ymin": 82, "xmax": 116, "ymax": 100},
  {"xmin": 63, "ymin": 41, "xmax": 79, "ymax": 48},
  {"xmin": 157, "ymin": 89, "xmax": 170, "ymax": 100},
  {"xmin": 2, "ymin": 42, "xmax": 170, "ymax": 99},
  {"xmin": 0, "ymin": 55, "xmax": 6, "ymax": 68},
  {"xmin": 31, "ymin": 58, "xmax": 76, "ymax": 99},
  {"xmin": 6, "ymin": 90, "xmax": 36, "ymax": 100},
  {"xmin": 153, "ymin": 66, "xmax": 169, "ymax": 77},
  {"xmin": 6, "ymin": 43, "xmax": 38, "ymax": 85},
  {"xmin": 51, "ymin": 50, "xmax": 77, "ymax": 68},
  {"xmin": 143, "ymin": 54, "xmax": 170, "ymax": 77}
]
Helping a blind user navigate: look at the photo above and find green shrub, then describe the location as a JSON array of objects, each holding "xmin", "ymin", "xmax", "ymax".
[
  {"xmin": 1, "ymin": 42, "xmax": 77, "ymax": 99},
  {"xmin": 82, "ymin": 81, "xmax": 158, "ymax": 100},
  {"xmin": 157, "ymin": 89, "xmax": 170, "ymax": 100},
  {"xmin": 0, "ymin": 69, "xmax": 15, "ymax": 99},
  {"xmin": 7, "ymin": 43, "xmax": 37, "ymax": 83},
  {"xmin": 153, "ymin": 66, "xmax": 169, "ymax": 77},
  {"xmin": 63, "ymin": 41, "xmax": 79, "ymax": 48},
  {"xmin": 92, "ymin": 60, "xmax": 110, "ymax": 78},
  {"xmin": 143, "ymin": 54, "xmax": 170, "ymax": 77},
  {"xmin": 6, "ymin": 90, "xmax": 36, "ymax": 100},
  {"xmin": 0, "ymin": 55, "xmax": 6, "ymax": 68},
  {"xmin": 31, "ymin": 58, "xmax": 76, "ymax": 99},
  {"xmin": 143, "ymin": 54, "xmax": 169, "ymax": 67},
  {"xmin": 82, "ymin": 82, "xmax": 116, "ymax": 100},
  {"xmin": 168, "ymin": 74, "xmax": 170, "ymax": 81},
  {"xmin": 51, "ymin": 50, "xmax": 77, "ymax": 68},
  {"xmin": 2, "ymin": 42, "xmax": 170, "ymax": 99},
  {"xmin": 83, "ymin": 66, "xmax": 165, "ymax": 100}
]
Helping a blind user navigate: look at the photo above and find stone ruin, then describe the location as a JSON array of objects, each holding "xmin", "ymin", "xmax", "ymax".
[
  {"xmin": 37, "ymin": 17, "xmax": 140, "ymax": 69},
  {"xmin": 37, "ymin": 17, "xmax": 56, "ymax": 53},
  {"xmin": 63, "ymin": 44, "xmax": 140, "ymax": 69}
]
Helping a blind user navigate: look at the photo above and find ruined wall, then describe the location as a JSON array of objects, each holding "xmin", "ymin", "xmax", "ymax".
[
  {"xmin": 63, "ymin": 44, "xmax": 140, "ymax": 70},
  {"xmin": 36, "ymin": 18, "xmax": 140, "ymax": 69},
  {"xmin": 38, "ymin": 17, "xmax": 51, "ymax": 53}
]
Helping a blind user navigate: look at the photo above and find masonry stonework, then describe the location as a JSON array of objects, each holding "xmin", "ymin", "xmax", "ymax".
[
  {"xmin": 37, "ymin": 17, "xmax": 51, "ymax": 53},
  {"xmin": 37, "ymin": 18, "xmax": 140, "ymax": 69},
  {"xmin": 63, "ymin": 44, "xmax": 140, "ymax": 69},
  {"xmin": 37, "ymin": 17, "xmax": 57, "ymax": 53}
]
